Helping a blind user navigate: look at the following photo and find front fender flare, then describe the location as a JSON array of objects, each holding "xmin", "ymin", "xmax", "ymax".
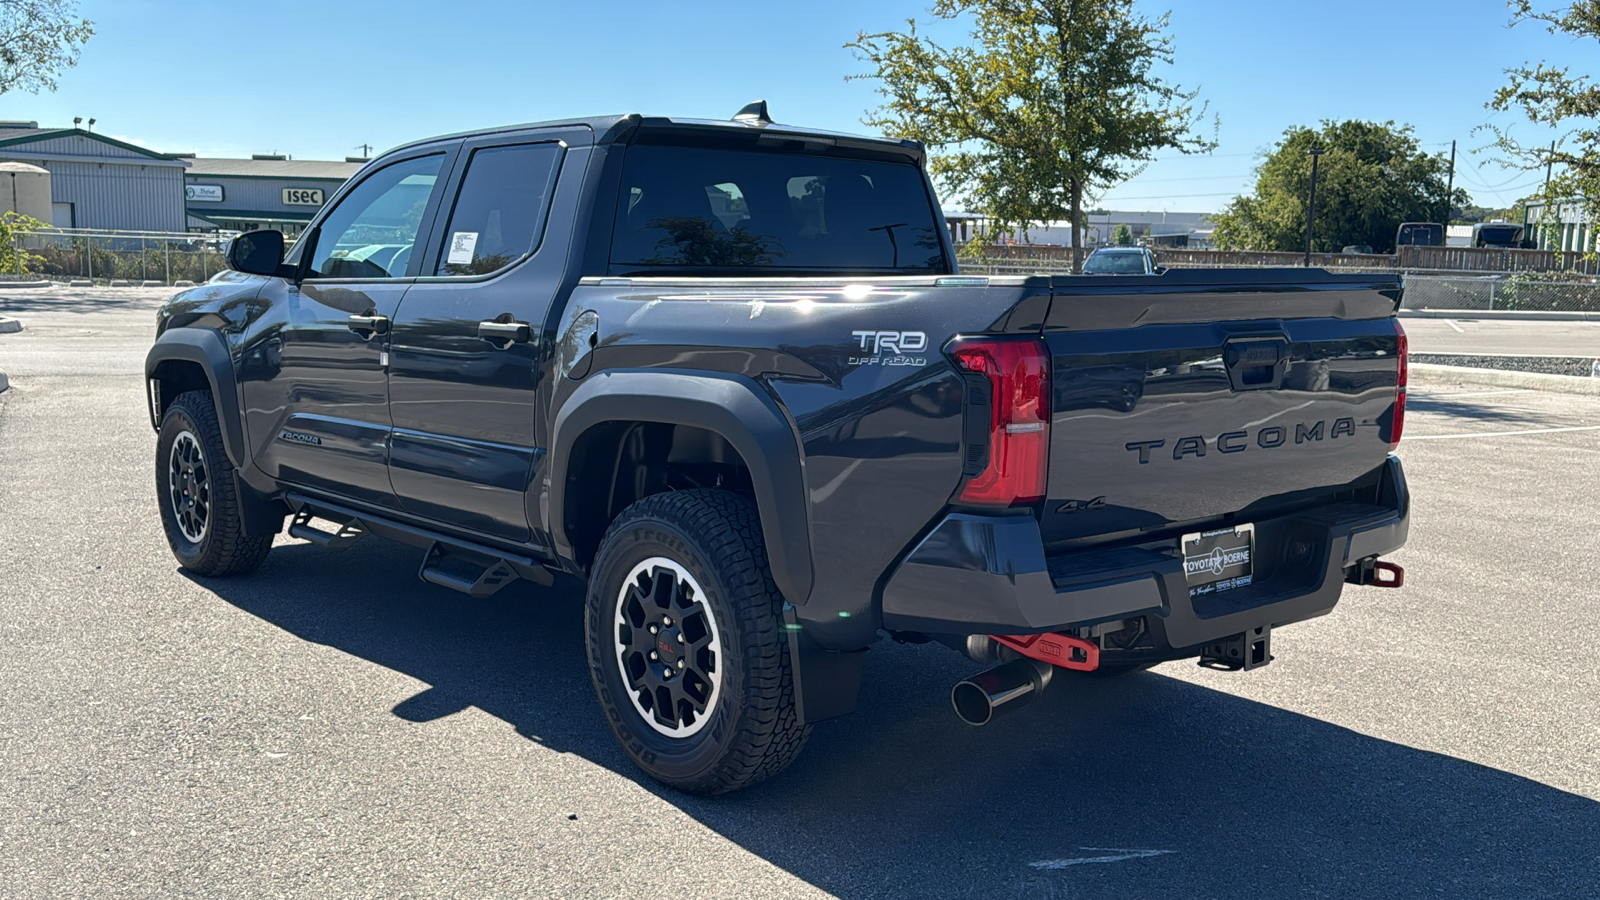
[
  {"xmin": 549, "ymin": 369, "xmax": 814, "ymax": 606},
  {"xmin": 144, "ymin": 327, "xmax": 248, "ymax": 469}
]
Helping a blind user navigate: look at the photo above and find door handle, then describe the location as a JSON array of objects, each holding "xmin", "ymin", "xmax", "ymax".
[
  {"xmin": 477, "ymin": 319, "xmax": 531, "ymax": 345},
  {"xmin": 347, "ymin": 314, "xmax": 390, "ymax": 336}
]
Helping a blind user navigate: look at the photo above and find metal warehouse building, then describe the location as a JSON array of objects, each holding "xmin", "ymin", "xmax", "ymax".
[
  {"xmin": 182, "ymin": 155, "xmax": 367, "ymax": 237},
  {"xmin": 1524, "ymin": 198, "xmax": 1594, "ymax": 253},
  {"xmin": 0, "ymin": 120, "xmax": 187, "ymax": 231}
]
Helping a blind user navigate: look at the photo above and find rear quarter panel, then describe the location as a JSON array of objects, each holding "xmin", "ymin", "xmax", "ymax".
[{"xmin": 553, "ymin": 276, "xmax": 1048, "ymax": 646}]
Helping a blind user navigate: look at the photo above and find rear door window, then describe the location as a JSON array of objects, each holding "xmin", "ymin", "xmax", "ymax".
[
  {"xmin": 609, "ymin": 145, "xmax": 948, "ymax": 274},
  {"xmin": 434, "ymin": 142, "xmax": 564, "ymax": 276}
]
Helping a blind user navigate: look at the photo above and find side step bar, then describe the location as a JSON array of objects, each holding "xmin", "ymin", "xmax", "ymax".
[
  {"xmin": 288, "ymin": 507, "xmax": 368, "ymax": 551},
  {"xmin": 417, "ymin": 542, "xmax": 520, "ymax": 599},
  {"xmin": 283, "ymin": 492, "xmax": 555, "ymax": 596}
]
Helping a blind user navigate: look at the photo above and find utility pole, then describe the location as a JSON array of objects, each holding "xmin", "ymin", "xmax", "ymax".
[
  {"xmin": 1543, "ymin": 140, "xmax": 1558, "ymax": 251},
  {"xmin": 1305, "ymin": 147, "xmax": 1325, "ymax": 267},
  {"xmin": 1443, "ymin": 140, "xmax": 1456, "ymax": 224},
  {"xmin": 355, "ymin": 143, "xmax": 373, "ymax": 158}
]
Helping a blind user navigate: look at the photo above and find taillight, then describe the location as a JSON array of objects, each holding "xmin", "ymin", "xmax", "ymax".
[
  {"xmin": 1390, "ymin": 319, "xmax": 1407, "ymax": 447},
  {"xmin": 949, "ymin": 337, "xmax": 1050, "ymax": 505}
]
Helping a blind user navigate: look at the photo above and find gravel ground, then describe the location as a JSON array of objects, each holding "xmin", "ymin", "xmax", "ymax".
[{"xmin": 1412, "ymin": 353, "xmax": 1599, "ymax": 376}]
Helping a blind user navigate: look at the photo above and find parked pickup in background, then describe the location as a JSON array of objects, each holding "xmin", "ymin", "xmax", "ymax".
[{"xmin": 146, "ymin": 102, "xmax": 1410, "ymax": 794}]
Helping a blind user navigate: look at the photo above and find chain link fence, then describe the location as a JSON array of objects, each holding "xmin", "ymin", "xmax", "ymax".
[
  {"xmin": 8, "ymin": 230, "xmax": 235, "ymax": 285},
  {"xmin": 1398, "ymin": 274, "xmax": 1600, "ymax": 312},
  {"xmin": 958, "ymin": 253, "xmax": 1600, "ymax": 313}
]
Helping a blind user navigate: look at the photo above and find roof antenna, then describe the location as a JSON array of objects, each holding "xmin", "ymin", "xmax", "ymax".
[{"xmin": 733, "ymin": 100, "xmax": 772, "ymax": 126}]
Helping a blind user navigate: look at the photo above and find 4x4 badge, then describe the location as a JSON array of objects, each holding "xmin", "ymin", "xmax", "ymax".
[{"xmin": 1057, "ymin": 496, "xmax": 1106, "ymax": 514}]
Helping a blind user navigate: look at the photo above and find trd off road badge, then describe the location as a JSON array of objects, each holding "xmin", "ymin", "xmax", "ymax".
[{"xmin": 850, "ymin": 330, "xmax": 927, "ymax": 366}]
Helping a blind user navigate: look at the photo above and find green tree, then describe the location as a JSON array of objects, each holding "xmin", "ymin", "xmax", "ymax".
[
  {"xmin": 1212, "ymin": 121, "xmax": 1464, "ymax": 253},
  {"xmin": 0, "ymin": 0, "xmax": 94, "ymax": 96},
  {"xmin": 848, "ymin": 0, "xmax": 1214, "ymax": 272},
  {"xmin": 0, "ymin": 210, "xmax": 49, "ymax": 274},
  {"xmin": 1110, "ymin": 222, "xmax": 1134, "ymax": 245},
  {"xmin": 1482, "ymin": 2, "xmax": 1600, "ymax": 243}
]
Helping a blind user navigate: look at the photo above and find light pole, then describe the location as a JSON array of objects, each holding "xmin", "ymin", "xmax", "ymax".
[{"xmin": 1304, "ymin": 147, "xmax": 1325, "ymax": 267}]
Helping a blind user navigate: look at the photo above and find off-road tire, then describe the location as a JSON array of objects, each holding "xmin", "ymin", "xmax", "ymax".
[
  {"xmin": 585, "ymin": 489, "xmax": 810, "ymax": 795},
  {"xmin": 155, "ymin": 390, "xmax": 273, "ymax": 576}
]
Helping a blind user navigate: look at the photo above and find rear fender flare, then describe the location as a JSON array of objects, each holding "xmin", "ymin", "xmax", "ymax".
[
  {"xmin": 145, "ymin": 327, "xmax": 248, "ymax": 469},
  {"xmin": 548, "ymin": 369, "xmax": 814, "ymax": 606}
]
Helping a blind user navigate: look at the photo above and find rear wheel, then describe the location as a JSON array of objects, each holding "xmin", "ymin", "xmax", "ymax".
[
  {"xmin": 155, "ymin": 391, "xmax": 273, "ymax": 576},
  {"xmin": 585, "ymin": 489, "xmax": 809, "ymax": 795}
]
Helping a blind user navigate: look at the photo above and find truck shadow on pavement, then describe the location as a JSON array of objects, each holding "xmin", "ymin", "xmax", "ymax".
[
  {"xmin": 0, "ymin": 290, "xmax": 167, "ymax": 316},
  {"xmin": 194, "ymin": 538, "xmax": 1600, "ymax": 900},
  {"xmin": 1405, "ymin": 394, "xmax": 1554, "ymax": 427}
]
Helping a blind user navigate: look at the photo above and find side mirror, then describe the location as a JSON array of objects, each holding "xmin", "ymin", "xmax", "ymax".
[{"xmin": 227, "ymin": 229, "xmax": 292, "ymax": 278}]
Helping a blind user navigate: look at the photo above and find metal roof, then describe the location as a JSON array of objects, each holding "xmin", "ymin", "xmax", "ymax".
[
  {"xmin": 0, "ymin": 127, "xmax": 182, "ymax": 161},
  {"xmin": 183, "ymin": 157, "xmax": 366, "ymax": 180}
]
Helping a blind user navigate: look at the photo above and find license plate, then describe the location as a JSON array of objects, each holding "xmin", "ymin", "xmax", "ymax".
[{"xmin": 1182, "ymin": 524, "xmax": 1255, "ymax": 597}]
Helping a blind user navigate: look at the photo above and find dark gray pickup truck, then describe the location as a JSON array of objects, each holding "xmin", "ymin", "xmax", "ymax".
[{"xmin": 146, "ymin": 104, "xmax": 1409, "ymax": 794}]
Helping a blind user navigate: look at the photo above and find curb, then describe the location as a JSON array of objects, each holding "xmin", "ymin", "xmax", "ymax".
[
  {"xmin": 0, "ymin": 369, "xmax": 7, "ymax": 392},
  {"xmin": 0, "ymin": 316, "xmax": 20, "ymax": 334},
  {"xmin": 1411, "ymin": 363, "xmax": 1600, "ymax": 396},
  {"xmin": 0, "ymin": 280, "xmax": 51, "ymax": 289},
  {"xmin": 1401, "ymin": 309, "xmax": 1600, "ymax": 321}
]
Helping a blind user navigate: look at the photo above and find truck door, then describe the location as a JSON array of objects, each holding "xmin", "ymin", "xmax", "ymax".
[
  {"xmin": 384, "ymin": 133, "xmax": 576, "ymax": 544},
  {"xmin": 243, "ymin": 148, "xmax": 455, "ymax": 510}
]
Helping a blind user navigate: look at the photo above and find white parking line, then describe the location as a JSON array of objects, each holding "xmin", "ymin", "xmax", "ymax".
[
  {"xmin": 1030, "ymin": 848, "xmax": 1175, "ymax": 869},
  {"xmin": 1410, "ymin": 389, "xmax": 1532, "ymax": 399},
  {"xmin": 1407, "ymin": 424, "xmax": 1600, "ymax": 441},
  {"xmin": 1444, "ymin": 319, "xmax": 1465, "ymax": 333}
]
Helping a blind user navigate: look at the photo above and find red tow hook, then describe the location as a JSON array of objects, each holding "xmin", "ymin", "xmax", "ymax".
[
  {"xmin": 990, "ymin": 632, "xmax": 1100, "ymax": 672},
  {"xmin": 1372, "ymin": 561, "xmax": 1405, "ymax": 588}
]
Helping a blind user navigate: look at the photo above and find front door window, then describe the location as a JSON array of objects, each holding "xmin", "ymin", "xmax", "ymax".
[{"xmin": 306, "ymin": 154, "xmax": 444, "ymax": 279}]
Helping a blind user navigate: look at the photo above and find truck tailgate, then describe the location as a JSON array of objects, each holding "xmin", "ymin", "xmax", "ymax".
[{"xmin": 1038, "ymin": 273, "xmax": 1403, "ymax": 550}]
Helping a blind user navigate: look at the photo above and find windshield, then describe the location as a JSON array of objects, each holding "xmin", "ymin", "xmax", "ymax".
[
  {"xmin": 609, "ymin": 144, "xmax": 948, "ymax": 274},
  {"xmin": 1476, "ymin": 225, "xmax": 1521, "ymax": 246},
  {"xmin": 1082, "ymin": 251, "xmax": 1148, "ymax": 274}
]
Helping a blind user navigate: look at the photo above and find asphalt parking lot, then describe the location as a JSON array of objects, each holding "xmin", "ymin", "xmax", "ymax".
[
  {"xmin": 1402, "ymin": 316, "xmax": 1600, "ymax": 357},
  {"xmin": 1, "ymin": 286, "xmax": 1597, "ymax": 898}
]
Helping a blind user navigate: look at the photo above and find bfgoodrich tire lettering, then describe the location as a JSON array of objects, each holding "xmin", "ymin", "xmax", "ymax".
[
  {"xmin": 585, "ymin": 489, "xmax": 810, "ymax": 795},
  {"xmin": 154, "ymin": 390, "xmax": 273, "ymax": 577}
]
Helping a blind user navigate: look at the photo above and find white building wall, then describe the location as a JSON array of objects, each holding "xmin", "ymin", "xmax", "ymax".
[{"xmin": 31, "ymin": 160, "xmax": 186, "ymax": 231}]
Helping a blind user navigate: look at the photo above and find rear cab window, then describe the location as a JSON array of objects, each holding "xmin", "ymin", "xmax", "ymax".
[
  {"xmin": 609, "ymin": 142, "xmax": 949, "ymax": 275},
  {"xmin": 1083, "ymin": 252, "xmax": 1150, "ymax": 275}
]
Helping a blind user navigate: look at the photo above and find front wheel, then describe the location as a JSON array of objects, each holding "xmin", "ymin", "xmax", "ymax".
[
  {"xmin": 155, "ymin": 391, "xmax": 273, "ymax": 576},
  {"xmin": 585, "ymin": 489, "xmax": 810, "ymax": 795}
]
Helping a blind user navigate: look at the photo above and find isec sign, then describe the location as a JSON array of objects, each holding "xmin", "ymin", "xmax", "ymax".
[{"xmin": 282, "ymin": 188, "xmax": 324, "ymax": 206}]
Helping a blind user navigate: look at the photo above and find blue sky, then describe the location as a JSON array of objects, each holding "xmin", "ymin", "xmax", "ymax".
[{"xmin": 4, "ymin": 0, "xmax": 1587, "ymax": 213}]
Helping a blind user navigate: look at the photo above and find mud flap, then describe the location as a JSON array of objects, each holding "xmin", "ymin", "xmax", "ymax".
[{"xmin": 784, "ymin": 605, "xmax": 866, "ymax": 725}]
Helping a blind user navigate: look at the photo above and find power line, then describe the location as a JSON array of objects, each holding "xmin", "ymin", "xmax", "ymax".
[
  {"xmin": 1145, "ymin": 150, "xmax": 1261, "ymax": 162},
  {"xmin": 1458, "ymin": 166, "xmax": 1540, "ymax": 191},
  {"xmin": 1113, "ymin": 173, "xmax": 1253, "ymax": 184},
  {"xmin": 1097, "ymin": 190, "xmax": 1245, "ymax": 200}
]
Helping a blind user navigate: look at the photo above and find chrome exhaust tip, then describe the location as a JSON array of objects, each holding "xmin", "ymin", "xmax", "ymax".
[{"xmin": 951, "ymin": 657, "xmax": 1054, "ymax": 726}]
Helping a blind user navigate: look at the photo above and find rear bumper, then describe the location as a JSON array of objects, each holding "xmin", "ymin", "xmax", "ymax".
[{"xmin": 880, "ymin": 456, "xmax": 1409, "ymax": 650}]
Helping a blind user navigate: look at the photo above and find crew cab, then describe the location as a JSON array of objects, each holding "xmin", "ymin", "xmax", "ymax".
[{"xmin": 146, "ymin": 103, "xmax": 1410, "ymax": 794}]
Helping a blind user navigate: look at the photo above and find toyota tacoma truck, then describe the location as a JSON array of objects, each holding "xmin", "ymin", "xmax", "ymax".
[{"xmin": 146, "ymin": 102, "xmax": 1410, "ymax": 794}]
